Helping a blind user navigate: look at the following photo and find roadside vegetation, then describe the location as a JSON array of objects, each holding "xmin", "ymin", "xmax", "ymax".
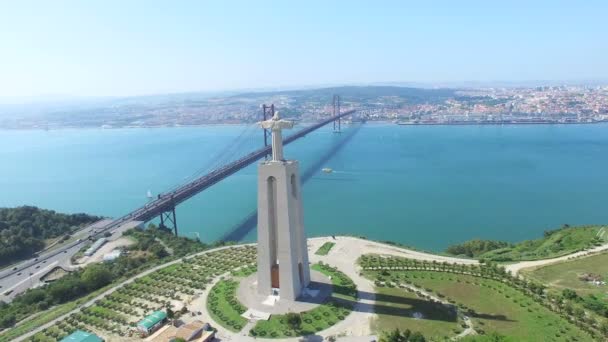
[
  {"xmin": 0, "ymin": 224, "xmax": 218, "ymax": 340},
  {"xmin": 360, "ymin": 254, "xmax": 596, "ymax": 341},
  {"xmin": 315, "ymin": 241, "xmax": 335, "ymax": 256},
  {"xmin": 0, "ymin": 206, "xmax": 100, "ymax": 267},
  {"xmin": 446, "ymin": 225, "xmax": 606, "ymax": 262}
]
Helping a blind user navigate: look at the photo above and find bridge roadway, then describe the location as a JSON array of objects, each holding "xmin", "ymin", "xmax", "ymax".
[{"xmin": 0, "ymin": 110, "xmax": 355, "ymax": 290}]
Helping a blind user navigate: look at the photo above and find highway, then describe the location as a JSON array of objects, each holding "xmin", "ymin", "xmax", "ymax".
[{"xmin": 0, "ymin": 220, "xmax": 142, "ymax": 302}]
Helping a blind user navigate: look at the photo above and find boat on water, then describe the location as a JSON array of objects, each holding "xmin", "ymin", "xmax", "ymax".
[
  {"xmin": 146, "ymin": 190, "xmax": 153, "ymax": 199},
  {"xmin": 322, "ymin": 168, "xmax": 333, "ymax": 173}
]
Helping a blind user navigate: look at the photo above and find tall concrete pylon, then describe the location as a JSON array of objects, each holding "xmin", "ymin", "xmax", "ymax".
[{"xmin": 257, "ymin": 111, "xmax": 311, "ymax": 301}]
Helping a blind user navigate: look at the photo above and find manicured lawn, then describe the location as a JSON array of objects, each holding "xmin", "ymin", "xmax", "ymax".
[
  {"xmin": 365, "ymin": 270, "xmax": 592, "ymax": 341},
  {"xmin": 522, "ymin": 252, "xmax": 608, "ymax": 298},
  {"xmin": 371, "ymin": 286, "xmax": 460, "ymax": 340},
  {"xmin": 249, "ymin": 263, "xmax": 356, "ymax": 338},
  {"xmin": 315, "ymin": 242, "xmax": 336, "ymax": 256},
  {"xmin": 311, "ymin": 263, "xmax": 357, "ymax": 301},
  {"xmin": 250, "ymin": 300, "xmax": 351, "ymax": 338},
  {"xmin": 206, "ymin": 279, "xmax": 247, "ymax": 332}
]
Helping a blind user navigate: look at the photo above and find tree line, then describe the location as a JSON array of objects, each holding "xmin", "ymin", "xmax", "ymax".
[{"xmin": 0, "ymin": 206, "xmax": 100, "ymax": 266}]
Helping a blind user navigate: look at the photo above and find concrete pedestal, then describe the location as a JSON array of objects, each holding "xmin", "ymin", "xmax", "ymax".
[{"xmin": 257, "ymin": 159, "xmax": 311, "ymax": 301}]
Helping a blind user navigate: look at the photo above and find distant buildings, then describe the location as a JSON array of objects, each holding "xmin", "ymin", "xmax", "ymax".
[{"xmin": 2, "ymin": 86, "xmax": 607, "ymax": 129}]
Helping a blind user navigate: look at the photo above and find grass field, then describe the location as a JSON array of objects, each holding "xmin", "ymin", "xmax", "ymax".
[
  {"xmin": 522, "ymin": 252, "xmax": 608, "ymax": 298},
  {"xmin": 315, "ymin": 242, "xmax": 335, "ymax": 256},
  {"xmin": 370, "ymin": 286, "xmax": 460, "ymax": 340},
  {"xmin": 362, "ymin": 269, "xmax": 593, "ymax": 341},
  {"xmin": 311, "ymin": 263, "xmax": 357, "ymax": 301},
  {"xmin": 479, "ymin": 225, "xmax": 606, "ymax": 262}
]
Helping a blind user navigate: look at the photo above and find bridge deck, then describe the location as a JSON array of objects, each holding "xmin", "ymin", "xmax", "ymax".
[{"xmin": 101, "ymin": 110, "xmax": 356, "ymax": 232}]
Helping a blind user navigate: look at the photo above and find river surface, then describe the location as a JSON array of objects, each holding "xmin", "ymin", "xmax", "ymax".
[{"xmin": 1, "ymin": 123, "xmax": 608, "ymax": 252}]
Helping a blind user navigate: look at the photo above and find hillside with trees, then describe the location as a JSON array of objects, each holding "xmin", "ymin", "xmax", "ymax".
[
  {"xmin": 0, "ymin": 206, "xmax": 101, "ymax": 266},
  {"xmin": 446, "ymin": 225, "xmax": 605, "ymax": 262},
  {"xmin": 445, "ymin": 239, "xmax": 511, "ymax": 258}
]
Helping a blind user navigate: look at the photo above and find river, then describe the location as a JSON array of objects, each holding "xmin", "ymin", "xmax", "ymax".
[{"xmin": 1, "ymin": 123, "xmax": 607, "ymax": 252}]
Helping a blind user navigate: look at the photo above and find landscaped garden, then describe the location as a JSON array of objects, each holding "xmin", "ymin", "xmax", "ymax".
[
  {"xmin": 206, "ymin": 279, "xmax": 247, "ymax": 332},
  {"xmin": 359, "ymin": 254, "xmax": 596, "ymax": 341},
  {"xmin": 315, "ymin": 242, "xmax": 336, "ymax": 256},
  {"xmin": 16, "ymin": 245, "xmax": 257, "ymax": 342},
  {"xmin": 248, "ymin": 263, "xmax": 356, "ymax": 338}
]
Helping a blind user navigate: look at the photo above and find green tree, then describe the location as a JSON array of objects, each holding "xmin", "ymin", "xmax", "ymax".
[
  {"xmin": 81, "ymin": 264, "xmax": 112, "ymax": 291},
  {"xmin": 380, "ymin": 328, "xmax": 415, "ymax": 342},
  {"xmin": 562, "ymin": 288, "xmax": 579, "ymax": 301},
  {"xmin": 600, "ymin": 321, "xmax": 608, "ymax": 335},
  {"xmin": 150, "ymin": 243, "xmax": 169, "ymax": 258},
  {"xmin": 409, "ymin": 331, "xmax": 426, "ymax": 342},
  {"xmin": 0, "ymin": 312, "xmax": 16, "ymax": 328},
  {"xmin": 166, "ymin": 306, "xmax": 175, "ymax": 319},
  {"xmin": 286, "ymin": 312, "xmax": 302, "ymax": 331}
]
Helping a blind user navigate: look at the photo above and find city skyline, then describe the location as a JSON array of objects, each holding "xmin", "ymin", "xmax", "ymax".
[{"xmin": 1, "ymin": 0, "xmax": 607, "ymax": 97}]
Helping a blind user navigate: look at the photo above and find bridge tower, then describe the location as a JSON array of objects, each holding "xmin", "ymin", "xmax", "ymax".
[
  {"xmin": 159, "ymin": 205, "xmax": 178, "ymax": 236},
  {"xmin": 332, "ymin": 95, "xmax": 341, "ymax": 133},
  {"xmin": 262, "ymin": 104, "xmax": 275, "ymax": 159}
]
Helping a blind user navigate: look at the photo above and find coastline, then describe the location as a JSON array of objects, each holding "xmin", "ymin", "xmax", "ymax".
[{"xmin": 3, "ymin": 119, "xmax": 608, "ymax": 131}]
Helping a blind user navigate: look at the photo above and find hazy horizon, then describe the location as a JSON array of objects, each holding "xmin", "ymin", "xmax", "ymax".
[{"xmin": 1, "ymin": 1, "xmax": 607, "ymax": 98}]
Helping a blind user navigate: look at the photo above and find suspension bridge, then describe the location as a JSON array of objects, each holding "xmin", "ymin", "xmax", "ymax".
[{"xmin": 0, "ymin": 97, "xmax": 358, "ymax": 291}]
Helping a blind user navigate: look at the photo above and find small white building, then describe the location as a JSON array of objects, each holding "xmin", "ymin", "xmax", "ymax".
[
  {"xmin": 103, "ymin": 249, "xmax": 122, "ymax": 262},
  {"xmin": 84, "ymin": 238, "xmax": 107, "ymax": 256}
]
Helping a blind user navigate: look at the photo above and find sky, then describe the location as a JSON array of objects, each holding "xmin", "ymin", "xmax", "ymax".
[{"xmin": 0, "ymin": 0, "xmax": 607, "ymax": 97}]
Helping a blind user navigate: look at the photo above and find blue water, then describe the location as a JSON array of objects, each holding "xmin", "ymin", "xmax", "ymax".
[{"xmin": 1, "ymin": 123, "xmax": 608, "ymax": 252}]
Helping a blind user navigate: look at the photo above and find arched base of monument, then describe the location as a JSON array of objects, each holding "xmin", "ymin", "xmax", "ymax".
[{"xmin": 237, "ymin": 270, "xmax": 332, "ymax": 315}]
